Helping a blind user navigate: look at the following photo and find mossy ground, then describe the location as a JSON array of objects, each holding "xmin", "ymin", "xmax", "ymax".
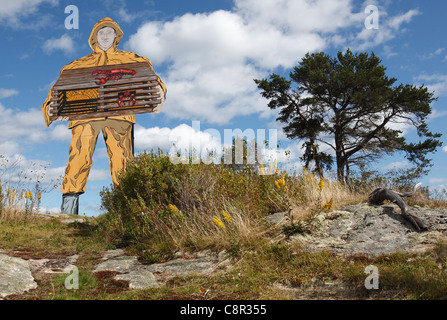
[{"xmin": 1, "ymin": 213, "xmax": 447, "ymax": 300}]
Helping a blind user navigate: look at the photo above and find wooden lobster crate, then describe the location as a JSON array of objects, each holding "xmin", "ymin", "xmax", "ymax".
[{"xmin": 48, "ymin": 62, "xmax": 162, "ymax": 121}]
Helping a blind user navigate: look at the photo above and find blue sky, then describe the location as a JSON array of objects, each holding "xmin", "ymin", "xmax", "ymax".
[{"xmin": 0, "ymin": 0, "xmax": 446, "ymax": 216}]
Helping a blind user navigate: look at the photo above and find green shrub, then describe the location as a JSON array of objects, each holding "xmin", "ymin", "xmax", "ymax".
[{"xmin": 99, "ymin": 150, "xmax": 280, "ymax": 255}]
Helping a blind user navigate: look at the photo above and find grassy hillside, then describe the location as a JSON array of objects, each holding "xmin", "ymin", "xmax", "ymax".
[{"xmin": 1, "ymin": 150, "xmax": 447, "ymax": 300}]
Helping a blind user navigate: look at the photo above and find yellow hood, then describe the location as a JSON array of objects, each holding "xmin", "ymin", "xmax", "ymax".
[{"xmin": 88, "ymin": 17, "xmax": 123, "ymax": 52}]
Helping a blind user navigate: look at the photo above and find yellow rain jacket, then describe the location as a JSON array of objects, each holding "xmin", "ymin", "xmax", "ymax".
[
  {"xmin": 42, "ymin": 18, "xmax": 166, "ymax": 195},
  {"xmin": 42, "ymin": 17, "xmax": 166, "ymax": 128}
]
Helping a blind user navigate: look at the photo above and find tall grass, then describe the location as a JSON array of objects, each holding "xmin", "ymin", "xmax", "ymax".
[
  {"xmin": 0, "ymin": 154, "xmax": 58, "ymax": 222},
  {"xmin": 0, "ymin": 182, "xmax": 42, "ymax": 222},
  {"xmin": 98, "ymin": 150, "xmax": 372, "ymax": 258},
  {"xmin": 98, "ymin": 150, "xmax": 273, "ymax": 257}
]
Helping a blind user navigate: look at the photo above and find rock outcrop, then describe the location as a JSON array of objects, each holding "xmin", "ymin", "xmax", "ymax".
[
  {"xmin": 93, "ymin": 249, "xmax": 229, "ymax": 289},
  {"xmin": 290, "ymin": 203, "xmax": 447, "ymax": 257},
  {"xmin": 0, "ymin": 254, "xmax": 37, "ymax": 298}
]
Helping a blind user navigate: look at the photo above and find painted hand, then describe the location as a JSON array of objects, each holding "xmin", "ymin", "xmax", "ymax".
[{"xmin": 147, "ymin": 85, "xmax": 165, "ymax": 114}]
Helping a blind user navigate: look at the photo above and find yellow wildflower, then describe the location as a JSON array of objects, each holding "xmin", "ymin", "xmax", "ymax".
[
  {"xmin": 318, "ymin": 178, "xmax": 324, "ymax": 191},
  {"xmin": 274, "ymin": 180, "xmax": 281, "ymax": 190},
  {"xmin": 213, "ymin": 216, "xmax": 225, "ymax": 229},
  {"xmin": 25, "ymin": 191, "xmax": 32, "ymax": 199},
  {"xmin": 222, "ymin": 210, "xmax": 232, "ymax": 223},
  {"xmin": 169, "ymin": 204, "xmax": 179, "ymax": 214},
  {"xmin": 323, "ymin": 199, "xmax": 334, "ymax": 210},
  {"xmin": 280, "ymin": 172, "xmax": 286, "ymax": 185},
  {"xmin": 284, "ymin": 186, "xmax": 288, "ymax": 192},
  {"xmin": 259, "ymin": 163, "xmax": 265, "ymax": 175},
  {"xmin": 302, "ymin": 166, "xmax": 307, "ymax": 176}
]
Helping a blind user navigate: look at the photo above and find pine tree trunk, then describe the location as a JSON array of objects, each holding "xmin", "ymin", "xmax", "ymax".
[{"xmin": 336, "ymin": 154, "xmax": 345, "ymax": 182}]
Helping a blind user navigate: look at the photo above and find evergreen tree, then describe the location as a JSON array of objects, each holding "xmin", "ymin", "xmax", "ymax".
[{"xmin": 255, "ymin": 49, "xmax": 442, "ymax": 182}]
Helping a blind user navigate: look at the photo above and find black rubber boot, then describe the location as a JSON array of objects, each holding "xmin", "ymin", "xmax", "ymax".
[{"xmin": 61, "ymin": 193, "xmax": 81, "ymax": 215}]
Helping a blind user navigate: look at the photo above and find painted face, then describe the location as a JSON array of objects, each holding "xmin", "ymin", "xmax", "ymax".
[{"xmin": 97, "ymin": 26, "xmax": 116, "ymax": 51}]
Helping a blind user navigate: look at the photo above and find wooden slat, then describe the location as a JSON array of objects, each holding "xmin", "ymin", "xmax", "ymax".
[
  {"xmin": 49, "ymin": 62, "xmax": 164, "ymax": 121},
  {"xmin": 52, "ymin": 105, "xmax": 159, "ymax": 121},
  {"xmin": 98, "ymin": 94, "xmax": 160, "ymax": 104},
  {"xmin": 52, "ymin": 77, "xmax": 158, "ymax": 91},
  {"xmin": 98, "ymin": 82, "xmax": 158, "ymax": 92},
  {"xmin": 98, "ymin": 99, "xmax": 161, "ymax": 109},
  {"xmin": 100, "ymin": 89, "xmax": 158, "ymax": 98},
  {"xmin": 53, "ymin": 62, "xmax": 159, "ymax": 90}
]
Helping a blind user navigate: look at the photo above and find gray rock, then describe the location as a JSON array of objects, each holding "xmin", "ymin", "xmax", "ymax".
[
  {"xmin": 0, "ymin": 254, "xmax": 37, "ymax": 298},
  {"xmin": 291, "ymin": 203, "xmax": 447, "ymax": 257},
  {"xmin": 115, "ymin": 270, "xmax": 160, "ymax": 289},
  {"xmin": 93, "ymin": 251, "xmax": 161, "ymax": 289},
  {"xmin": 94, "ymin": 255, "xmax": 140, "ymax": 273},
  {"xmin": 93, "ymin": 249, "xmax": 224, "ymax": 290},
  {"xmin": 28, "ymin": 254, "xmax": 79, "ymax": 275}
]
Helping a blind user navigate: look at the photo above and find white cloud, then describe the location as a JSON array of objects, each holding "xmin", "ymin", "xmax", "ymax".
[
  {"xmin": 126, "ymin": 0, "xmax": 421, "ymax": 125},
  {"xmin": 117, "ymin": 8, "xmax": 136, "ymax": 23},
  {"xmin": 49, "ymin": 124, "xmax": 72, "ymax": 142},
  {"xmin": 134, "ymin": 122, "xmax": 287, "ymax": 166},
  {"xmin": 387, "ymin": 9, "xmax": 420, "ymax": 30},
  {"xmin": 429, "ymin": 177, "xmax": 447, "ymax": 187},
  {"xmin": 383, "ymin": 45, "xmax": 398, "ymax": 58},
  {"xmin": 382, "ymin": 160, "xmax": 409, "ymax": 170},
  {"xmin": 419, "ymin": 48, "xmax": 445, "ymax": 60},
  {"xmin": 415, "ymin": 74, "xmax": 447, "ymax": 97},
  {"xmin": 428, "ymin": 109, "xmax": 447, "ymax": 122},
  {"xmin": 38, "ymin": 207, "xmax": 60, "ymax": 214},
  {"xmin": 0, "ymin": 88, "xmax": 19, "ymax": 99},
  {"xmin": 443, "ymin": 146, "xmax": 447, "ymax": 154},
  {"xmin": 386, "ymin": 117, "xmax": 415, "ymax": 136},
  {"xmin": 42, "ymin": 34, "xmax": 75, "ymax": 55},
  {"xmin": 0, "ymin": 0, "xmax": 58, "ymax": 28},
  {"xmin": 0, "ymin": 141, "xmax": 20, "ymax": 156},
  {"xmin": 0, "ymin": 103, "xmax": 72, "ymax": 150},
  {"xmin": 134, "ymin": 123, "xmax": 222, "ymax": 154},
  {"xmin": 0, "ymin": 0, "xmax": 55, "ymax": 19},
  {"xmin": 89, "ymin": 169, "xmax": 110, "ymax": 181},
  {"xmin": 0, "ymin": 104, "xmax": 44, "ymax": 144},
  {"xmin": 350, "ymin": 8, "xmax": 420, "ymax": 50}
]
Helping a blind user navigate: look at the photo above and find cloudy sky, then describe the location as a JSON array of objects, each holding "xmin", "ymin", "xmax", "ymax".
[{"xmin": 0, "ymin": 0, "xmax": 446, "ymax": 216}]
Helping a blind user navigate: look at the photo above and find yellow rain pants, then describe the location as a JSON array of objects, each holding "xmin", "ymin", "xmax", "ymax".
[{"xmin": 62, "ymin": 119, "xmax": 133, "ymax": 194}]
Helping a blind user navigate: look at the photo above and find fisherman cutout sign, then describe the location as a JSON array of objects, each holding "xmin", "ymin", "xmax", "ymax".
[{"xmin": 42, "ymin": 18, "xmax": 167, "ymax": 215}]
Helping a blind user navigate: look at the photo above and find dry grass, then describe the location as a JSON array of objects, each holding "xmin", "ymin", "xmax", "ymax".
[
  {"xmin": 100, "ymin": 150, "xmax": 444, "ymax": 260},
  {"xmin": 0, "ymin": 186, "xmax": 40, "ymax": 223}
]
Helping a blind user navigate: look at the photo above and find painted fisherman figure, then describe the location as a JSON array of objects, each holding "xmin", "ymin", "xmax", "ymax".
[{"xmin": 42, "ymin": 18, "xmax": 166, "ymax": 215}]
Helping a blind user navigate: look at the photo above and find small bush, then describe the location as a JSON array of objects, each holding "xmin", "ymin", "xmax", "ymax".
[{"xmin": 99, "ymin": 150, "xmax": 278, "ymax": 255}]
